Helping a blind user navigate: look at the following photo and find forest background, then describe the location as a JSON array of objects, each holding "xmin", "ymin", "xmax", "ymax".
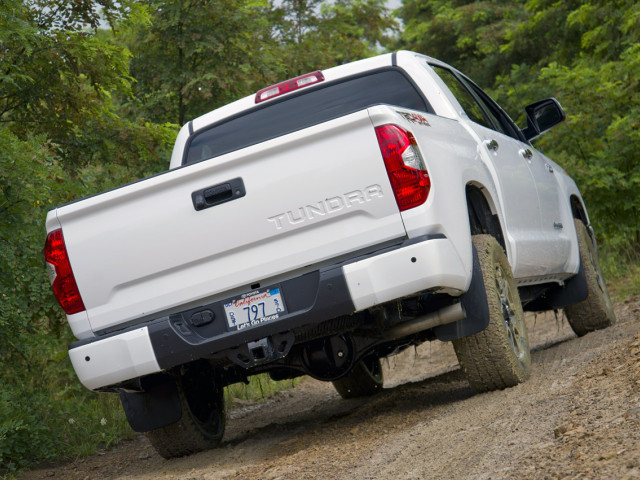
[{"xmin": 1, "ymin": 0, "xmax": 639, "ymax": 473}]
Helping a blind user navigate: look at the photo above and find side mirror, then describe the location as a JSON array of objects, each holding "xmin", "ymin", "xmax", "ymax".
[{"xmin": 521, "ymin": 98, "xmax": 566, "ymax": 141}]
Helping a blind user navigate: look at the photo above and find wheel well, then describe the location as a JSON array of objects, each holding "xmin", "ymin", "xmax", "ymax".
[
  {"xmin": 466, "ymin": 185, "xmax": 506, "ymax": 250},
  {"xmin": 570, "ymin": 195, "xmax": 588, "ymax": 225}
]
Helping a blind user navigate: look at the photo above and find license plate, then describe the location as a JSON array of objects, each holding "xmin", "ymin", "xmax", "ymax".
[{"xmin": 224, "ymin": 287, "xmax": 286, "ymax": 330}]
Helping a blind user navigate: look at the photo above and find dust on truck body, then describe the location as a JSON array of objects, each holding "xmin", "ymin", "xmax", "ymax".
[{"xmin": 44, "ymin": 51, "xmax": 615, "ymax": 459}]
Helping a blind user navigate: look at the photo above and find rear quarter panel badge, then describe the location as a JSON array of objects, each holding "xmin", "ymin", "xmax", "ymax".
[{"xmin": 397, "ymin": 110, "xmax": 431, "ymax": 127}]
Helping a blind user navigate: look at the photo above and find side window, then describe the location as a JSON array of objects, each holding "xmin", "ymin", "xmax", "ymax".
[
  {"xmin": 431, "ymin": 65, "xmax": 495, "ymax": 130},
  {"xmin": 459, "ymin": 76, "xmax": 522, "ymax": 141}
]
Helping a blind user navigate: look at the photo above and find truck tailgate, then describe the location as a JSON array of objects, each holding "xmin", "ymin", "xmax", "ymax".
[{"xmin": 50, "ymin": 110, "xmax": 407, "ymax": 333}]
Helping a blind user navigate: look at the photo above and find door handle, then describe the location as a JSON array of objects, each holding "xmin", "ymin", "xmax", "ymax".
[
  {"xmin": 485, "ymin": 139, "xmax": 499, "ymax": 152},
  {"xmin": 192, "ymin": 177, "xmax": 246, "ymax": 211}
]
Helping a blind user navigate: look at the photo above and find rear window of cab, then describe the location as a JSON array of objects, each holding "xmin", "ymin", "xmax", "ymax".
[{"xmin": 184, "ymin": 68, "xmax": 434, "ymax": 165}]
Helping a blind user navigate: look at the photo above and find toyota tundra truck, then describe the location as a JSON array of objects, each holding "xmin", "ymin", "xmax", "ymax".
[{"xmin": 44, "ymin": 50, "xmax": 616, "ymax": 458}]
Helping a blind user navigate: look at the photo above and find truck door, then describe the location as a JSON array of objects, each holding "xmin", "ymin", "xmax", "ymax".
[
  {"xmin": 518, "ymin": 146, "xmax": 572, "ymax": 273},
  {"xmin": 428, "ymin": 65, "xmax": 568, "ymax": 278},
  {"xmin": 460, "ymin": 75, "xmax": 570, "ymax": 275}
]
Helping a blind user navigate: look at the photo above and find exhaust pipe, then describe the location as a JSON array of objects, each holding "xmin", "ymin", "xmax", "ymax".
[{"xmin": 383, "ymin": 303, "xmax": 465, "ymax": 341}]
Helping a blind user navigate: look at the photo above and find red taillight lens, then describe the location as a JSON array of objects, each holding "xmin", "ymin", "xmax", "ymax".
[
  {"xmin": 44, "ymin": 229, "xmax": 85, "ymax": 315},
  {"xmin": 375, "ymin": 124, "xmax": 430, "ymax": 211},
  {"xmin": 255, "ymin": 71, "xmax": 325, "ymax": 103}
]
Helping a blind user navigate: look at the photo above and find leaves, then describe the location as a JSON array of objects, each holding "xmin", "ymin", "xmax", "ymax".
[
  {"xmin": 120, "ymin": 0, "xmax": 271, "ymax": 125},
  {"xmin": 396, "ymin": 0, "xmax": 524, "ymax": 86},
  {"xmin": 120, "ymin": 0, "xmax": 396, "ymax": 125}
]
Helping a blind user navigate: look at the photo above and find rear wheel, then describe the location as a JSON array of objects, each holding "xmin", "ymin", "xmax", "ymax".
[
  {"xmin": 565, "ymin": 219, "xmax": 616, "ymax": 336},
  {"xmin": 453, "ymin": 235, "xmax": 530, "ymax": 393},
  {"xmin": 145, "ymin": 362, "xmax": 226, "ymax": 459},
  {"xmin": 332, "ymin": 356, "xmax": 383, "ymax": 399}
]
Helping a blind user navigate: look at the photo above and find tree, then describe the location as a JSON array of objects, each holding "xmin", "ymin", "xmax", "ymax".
[
  {"xmin": 269, "ymin": 0, "xmax": 325, "ymax": 76},
  {"xmin": 124, "ymin": 0, "xmax": 398, "ymax": 127},
  {"xmin": 0, "ymin": 0, "xmax": 176, "ymax": 170},
  {"xmin": 123, "ymin": 0, "xmax": 274, "ymax": 126},
  {"xmin": 270, "ymin": 0, "xmax": 397, "ymax": 78},
  {"xmin": 395, "ymin": 0, "xmax": 525, "ymax": 86},
  {"xmin": 318, "ymin": 0, "xmax": 398, "ymax": 66},
  {"xmin": 0, "ymin": 3, "xmax": 176, "ymax": 469},
  {"xmin": 1, "ymin": 2, "xmax": 125, "ymax": 146}
]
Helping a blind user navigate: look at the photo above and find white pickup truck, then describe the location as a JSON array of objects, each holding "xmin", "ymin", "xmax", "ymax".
[{"xmin": 45, "ymin": 50, "xmax": 615, "ymax": 458}]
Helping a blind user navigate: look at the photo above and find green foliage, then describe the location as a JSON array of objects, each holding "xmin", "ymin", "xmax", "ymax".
[
  {"xmin": 0, "ymin": 337, "xmax": 134, "ymax": 472},
  {"xmin": 23, "ymin": 0, "xmax": 129, "ymax": 32},
  {"xmin": 121, "ymin": 0, "xmax": 396, "ymax": 125},
  {"xmin": 0, "ymin": 128, "xmax": 136, "ymax": 472},
  {"xmin": 0, "ymin": 130, "xmax": 66, "ymax": 348},
  {"xmin": 1, "ymin": 1, "xmax": 177, "ymax": 169},
  {"xmin": 1, "ymin": 3, "xmax": 127, "ymax": 155},
  {"xmin": 0, "ymin": 129, "xmax": 62, "ymax": 472},
  {"xmin": 601, "ymin": 242, "xmax": 640, "ymax": 302},
  {"xmin": 396, "ymin": 0, "xmax": 526, "ymax": 86},
  {"xmin": 0, "ymin": 388, "xmax": 59, "ymax": 473},
  {"xmin": 0, "ymin": 366, "xmax": 134, "ymax": 472},
  {"xmin": 0, "ymin": 3, "xmax": 175, "ymax": 472},
  {"xmin": 120, "ymin": 0, "xmax": 273, "ymax": 125},
  {"xmin": 270, "ymin": 0, "xmax": 397, "ymax": 78}
]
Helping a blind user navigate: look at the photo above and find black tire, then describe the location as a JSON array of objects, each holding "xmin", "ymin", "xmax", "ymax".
[
  {"xmin": 332, "ymin": 356, "xmax": 383, "ymax": 399},
  {"xmin": 453, "ymin": 235, "xmax": 531, "ymax": 393},
  {"xmin": 145, "ymin": 363, "xmax": 226, "ymax": 459},
  {"xmin": 565, "ymin": 219, "xmax": 616, "ymax": 336}
]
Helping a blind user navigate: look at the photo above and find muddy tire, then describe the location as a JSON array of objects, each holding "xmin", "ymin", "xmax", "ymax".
[
  {"xmin": 145, "ymin": 364, "xmax": 226, "ymax": 459},
  {"xmin": 453, "ymin": 235, "xmax": 530, "ymax": 393},
  {"xmin": 565, "ymin": 219, "xmax": 616, "ymax": 336},
  {"xmin": 332, "ymin": 356, "xmax": 383, "ymax": 399}
]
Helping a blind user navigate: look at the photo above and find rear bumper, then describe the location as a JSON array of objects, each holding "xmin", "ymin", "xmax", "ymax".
[
  {"xmin": 343, "ymin": 236, "xmax": 468, "ymax": 310},
  {"xmin": 69, "ymin": 234, "xmax": 469, "ymax": 390}
]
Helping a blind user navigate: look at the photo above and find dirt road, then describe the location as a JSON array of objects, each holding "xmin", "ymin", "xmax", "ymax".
[{"xmin": 23, "ymin": 297, "xmax": 640, "ymax": 480}]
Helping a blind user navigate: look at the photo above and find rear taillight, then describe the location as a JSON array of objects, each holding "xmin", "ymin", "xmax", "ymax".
[
  {"xmin": 375, "ymin": 124, "xmax": 430, "ymax": 211},
  {"xmin": 255, "ymin": 71, "xmax": 325, "ymax": 103},
  {"xmin": 44, "ymin": 229, "xmax": 85, "ymax": 315}
]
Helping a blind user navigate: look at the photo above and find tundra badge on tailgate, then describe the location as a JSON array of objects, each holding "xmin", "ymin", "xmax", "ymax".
[{"xmin": 267, "ymin": 184, "xmax": 385, "ymax": 230}]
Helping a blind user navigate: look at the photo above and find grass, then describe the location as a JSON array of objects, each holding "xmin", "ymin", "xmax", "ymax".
[
  {"xmin": 600, "ymin": 242, "xmax": 640, "ymax": 301},
  {"xmin": 1, "ymin": 370, "xmax": 300, "ymax": 477},
  {"xmin": 225, "ymin": 374, "xmax": 302, "ymax": 408},
  {"xmin": 0, "ymin": 376, "xmax": 135, "ymax": 475}
]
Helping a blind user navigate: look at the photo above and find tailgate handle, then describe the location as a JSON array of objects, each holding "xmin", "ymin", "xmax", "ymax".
[{"xmin": 192, "ymin": 178, "xmax": 245, "ymax": 211}]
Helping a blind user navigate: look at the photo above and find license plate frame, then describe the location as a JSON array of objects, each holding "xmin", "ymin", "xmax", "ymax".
[{"xmin": 223, "ymin": 287, "xmax": 286, "ymax": 330}]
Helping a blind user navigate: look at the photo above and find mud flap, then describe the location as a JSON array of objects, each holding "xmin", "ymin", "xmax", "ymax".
[
  {"xmin": 118, "ymin": 375, "xmax": 182, "ymax": 433},
  {"xmin": 433, "ymin": 243, "xmax": 490, "ymax": 341},
  {"xmin": 524, "ymin": 260, "xmax": 588, "ymax": 311}
]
